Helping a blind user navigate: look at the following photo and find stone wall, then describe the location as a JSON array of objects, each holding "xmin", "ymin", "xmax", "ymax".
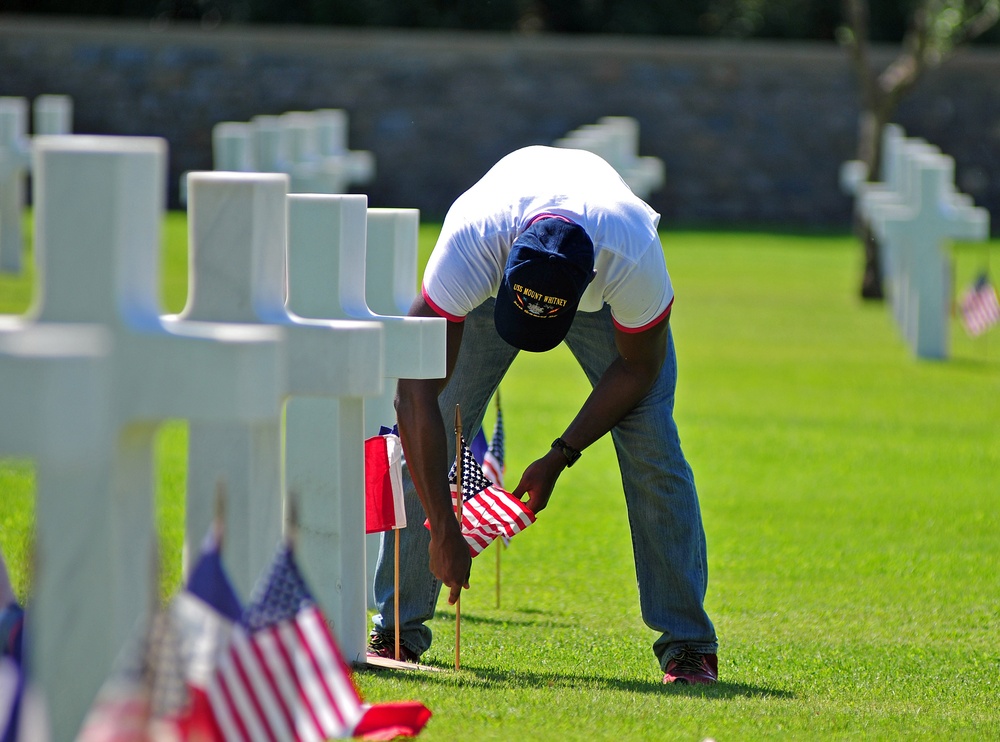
[{"xmin": 1, "ymin": 15, "xmax": 998, "ymax": 230}]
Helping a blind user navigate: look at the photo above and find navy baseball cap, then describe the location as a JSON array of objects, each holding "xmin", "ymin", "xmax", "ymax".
[{"xmin": 494, "ymin": 218, "xmax": 595, "ymax": 352}]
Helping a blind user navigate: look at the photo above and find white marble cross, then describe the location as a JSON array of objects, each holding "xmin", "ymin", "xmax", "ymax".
[
  {"xmin": 279, "ymin": 111, "xmax": 375, "ymax": 194},
  {"xmin": 23, "ymin": 135, "xmax": 285, "ymax": 737},
  {"xmin": 843, "ymin": 124, "xmax": 990, "ymax": 359},
  {"xmin": 32, "ymin": 95, "xmax": 73, "ymax": 136},
  {"xmin": 181, "ymin": 171, "xmax": 384, "ymax": 617},
  {"xmin": 870, "ymin": 149, "xmax": 989, "ymax": 358},
  {"xmin": 555, "ymin": 116, "xmax": 664, "ymax": 199},
  {"xmin": 211, "ymin": 121, "xmax": 255, "ymax": 171},
  {"xmin": 251, "ymin": 114, "xmax": 289, "ymax": 174},
  {"xmin": 362, "ymin": 207, "xmax": 422, "ymax": 607},
  {"xmin": 285, "ymin": 193, "xmax": 446, "ymax": 661},
  {"xmin": 0, "ymin": 321, "xmax": 113, "ymax": 742},
  {"xmin": 0, "ymin": 97, "xmax": 31, "ymax": 274}
]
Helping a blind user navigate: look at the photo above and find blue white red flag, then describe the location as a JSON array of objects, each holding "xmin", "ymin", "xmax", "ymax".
[
  {"xmin": 167, "ymin": 526, "xmax": 244, "ymax": 740},
  {"xmin": 365, "ymin": 429, "xmax": 407, "ymax": 533},
  {"xmin": 1, "ymin": 656, "xmax": 49, "ymax": 742},
  {"xmin": 430, "ymin": 437, "xmax": 534, "ymax": 557},
  {"xmin": 78, "ymin": 527, "xmax": 238, "ymax": 741},
  {"xmin": 1, "ymin": 546, "xmax": 44, "ymax": 742},
  {"xmin": 960, "ymin": 273, "xmax": 1000, "ymax": 336},
  {"xmin": 0, "ymin": 549, "xmax": 22, "ymax": 666},
  {"xmin": 208, "ymin": 543, "xmax": 430, "ymax": 740}
]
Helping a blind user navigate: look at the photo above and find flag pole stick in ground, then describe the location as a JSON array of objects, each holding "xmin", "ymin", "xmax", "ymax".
[
  {"xmin": 496, "ymin": 541, "xmax": 502, "ymax": 609},
  {"xmin": 285, "ymin": 489, "xmax": 300, "ymax": 550},
  {"xmin": 394, "ymin": 529, "xmax": 400, "ymax": 661},
  {"xmin": 493, "ymin": 392, "xmax": 502, "ymax": 610},
  {"xmin": 454, "ymin": 403, "xmax": 463, "ymax": 671}
]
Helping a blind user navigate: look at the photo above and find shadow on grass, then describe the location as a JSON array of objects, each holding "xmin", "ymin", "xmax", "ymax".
[
  {"xmin": 436, "ymin": 608, "xmax": 558, "ymax": 628},
  {"xmin": 360, "ymin": 661, "xmax": 792, "ymax": 700}
]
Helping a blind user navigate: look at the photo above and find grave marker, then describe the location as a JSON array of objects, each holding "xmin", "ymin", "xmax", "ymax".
[
  {"xmin": 32, "ymin": 95, "xmax": 73, "ymax": 136},
  {"xmin": 211, "ymin": 121, "xmax": 255, "ymax": 171},
  {"xmin": 870, "ymin": 151, "xmax": 988, "ymax": 358},
  {"xmin": 555, "ymin": 116, "xmax": 664, "ymax": 199},
  {"xmin": 24, "ymin": 134, "xmax": 285, "ymax": 737},
  {"xmin": 0, "ymin": 322, "xmax": 113, "ymax": 742},
  {"xmin": 0, "ymin": 97, "xmax": 30, "ymax": 274},
  {"xmin": 842, "ymin": 125, "xmax": 990, "ymax": 359},
  {"xmin": 182, "ymin": 171, "xmax": 385, "ymax": 606},
  {"xmin": 362, "ymin": 207, "xmax": 422, "ymax": 606},
  {"xmin": 285, "ymin": 194, "xmax": 446, "ymax": 661}
]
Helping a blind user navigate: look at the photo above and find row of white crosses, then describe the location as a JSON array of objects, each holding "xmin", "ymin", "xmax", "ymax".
[
  {"xmin": 0, "ymin": 95, "xmax": 73, "ymax": 274},
  {"xmin": 203, "ymin": 108, "xmax": 375, "ymax": 196},
  {"xmin": 841, "ymin": 124, "xmax": 990, "ymax": 359},
  {"xmin": 554, "ymin": 116, "xmax": 665, "ymax": 200},
  {"xmin": 0, "ymin": 135, "xmax": 444, "ymax": 740}
]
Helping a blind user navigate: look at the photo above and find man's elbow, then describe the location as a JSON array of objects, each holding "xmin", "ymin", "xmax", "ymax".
[{"xmin": 395, "ymin": 378, "xmax": 440, "ymax": 417}]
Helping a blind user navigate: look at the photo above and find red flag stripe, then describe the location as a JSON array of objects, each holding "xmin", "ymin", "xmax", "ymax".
[
  {"xmin": 245, "ymin": 631, "xmax": 298, "ymax": 740},
  {"xmin": 480, "ymin": 488, "xmax": 535, "ymax": 530},
  {"xmin": 232, "ymin": 629, "xmax": 296, "ymax": 741},
  {"xmin": 482, "ymin": 454, "xmax": 503, "ymax": 486},
  {"xmin": 208, "ymin": 650, "xmax": 253, "ymax": 742},
  {"xmin": 297, "ymin": 607, "xmax": 362, "ymax": 734},
  {"xmin": 465, "ymin": 498, "xmax": 508, "ymax": 536},
  {"xmin": 299, "ymin": 607, "xmax": 366, "ymax": 719},
  {"xmin": 257, "ymin": 625, "xmax": 324, "ymax": 742},
  {"xmin": 488, "ymin": 486, "xmax": 535, "ymax": 523},
  {"xmin": 287, "ymin": 621, "xmax": 344, "ymax": 737},
  {"xmin": 462, "ymin": 515, "xmax": 502, "ymax": 548},
  {"xmin": 252, "ymin": 629, "xmax": 320, "ymax": 741},
  {"xmin": 467, "ymin": 489, "xmax": 533, "ymax": 534},
  {"xmin": 459, "ymin": 522, "xmax": 494, "ymax": 554},
  {"xmin": 464, "ymin": 493, "xmax": 507, "ymax": 528},
  {"xmin": 269, "ymin": 622, "xmax": 328, "ymax": 741},
  {"xmin": 228, "ymin": 634, "xmax": 280, "ymax": 742}
]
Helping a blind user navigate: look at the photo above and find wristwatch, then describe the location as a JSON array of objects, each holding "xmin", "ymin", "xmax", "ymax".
[{"xmin": 551, "ymin": 437, "xmax": 582, "ymax": 467}]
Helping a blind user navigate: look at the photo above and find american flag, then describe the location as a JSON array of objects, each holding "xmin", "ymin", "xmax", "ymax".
[
  {"xmin": 470, "ymin": 402, "xmax": 505, "ymax": 489},
  {"xmin": 960, "ymin": 273, "xmax": 1000, "ymax": 337},
  {"xmin": 77, "ymin": 600, "xmax": 190, "ymax": 742},
  {"xmin": 443, "ymin": 437, "xmax": 535, "ymax": 557},
  {"xmin": 1, "ymin": 545, "xmax": 37, "ymax": 742},
  {"xmin": 208, "ymin": 543, "xmax": 430, "ymax": 741}
]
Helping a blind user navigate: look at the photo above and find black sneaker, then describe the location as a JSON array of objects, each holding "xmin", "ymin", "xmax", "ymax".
[{"xmin": 367, "ymin": 632, "xmax": 420, "ymax": 663}]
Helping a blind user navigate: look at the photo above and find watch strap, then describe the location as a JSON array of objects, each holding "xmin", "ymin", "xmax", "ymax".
[{"xmin": 551, "ymin": 437, "xmax": 581, "ymax": 467}]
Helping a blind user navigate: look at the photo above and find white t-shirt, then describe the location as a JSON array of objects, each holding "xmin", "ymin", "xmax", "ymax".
[{"xmin": 422, "ymin": 146, "xmax": 674, "ymax": 332}]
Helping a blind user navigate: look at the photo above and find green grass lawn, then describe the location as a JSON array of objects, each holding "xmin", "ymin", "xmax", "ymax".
[{"xmin": 2, "ymin": 213, "xmax": 999, "ymax": 739}]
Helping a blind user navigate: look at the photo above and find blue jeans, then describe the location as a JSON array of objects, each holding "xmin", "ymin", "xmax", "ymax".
[{"xmin": 372, "ymin": 299, "xmax": 717, "ymax": 669}]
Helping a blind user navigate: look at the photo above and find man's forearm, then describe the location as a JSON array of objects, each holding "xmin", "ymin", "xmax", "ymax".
[
  {"xmin": 560, "ymin": 354, "xmax": 660, "ymax": 451},
  {"xmin": 395, "ymin": 378, "xmax": 463, "ymax": 533}
]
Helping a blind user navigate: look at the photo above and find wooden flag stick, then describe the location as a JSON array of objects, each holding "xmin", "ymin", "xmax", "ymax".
[
  {"xmin": 454, "ymin": 403, "xmax": 463, "ymax": 671},
  {"xmin": 214, "ymin": 479, "xmax": 227, "ymax": 544},
  {"xmin": 286, "ymin": 488, "xmax": 300, "ymax": 550},
  {"xmin": 394, "ymin": 527, "xmax": 401, "ymax": 661},
  {"xmin": 496, "ymin": 539, "xmax": 502, "ymax": 609},
  {"xmin": 493, "ymin": 392, "xmax": 502, "ymax": 610}
]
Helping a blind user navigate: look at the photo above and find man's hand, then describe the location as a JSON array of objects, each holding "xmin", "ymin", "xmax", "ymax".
[
  {"xmin": 512, "ymin": 448, "xmax": 566, "ymax": 514},
  {"xmin": 428, "ymin": 521, "xmax": 471, "ymax": 605}
]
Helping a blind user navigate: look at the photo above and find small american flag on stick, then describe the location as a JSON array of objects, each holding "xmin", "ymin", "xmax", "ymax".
[
  {"xmin": 208, "ymin": 543, "xmax": 430, "ymax": 740},
  {"xmin": 427, "ymin": 436, "xmax": 535, "ymax": 557},
  {"xmin": 960, "ymin": 273, "xmax": 1000, "ymax": 337}
]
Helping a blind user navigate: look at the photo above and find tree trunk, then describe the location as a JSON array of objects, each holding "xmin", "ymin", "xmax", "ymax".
[{"xmin": 854, "ymin": 109, "xmax": 890, "ymax": 300}]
